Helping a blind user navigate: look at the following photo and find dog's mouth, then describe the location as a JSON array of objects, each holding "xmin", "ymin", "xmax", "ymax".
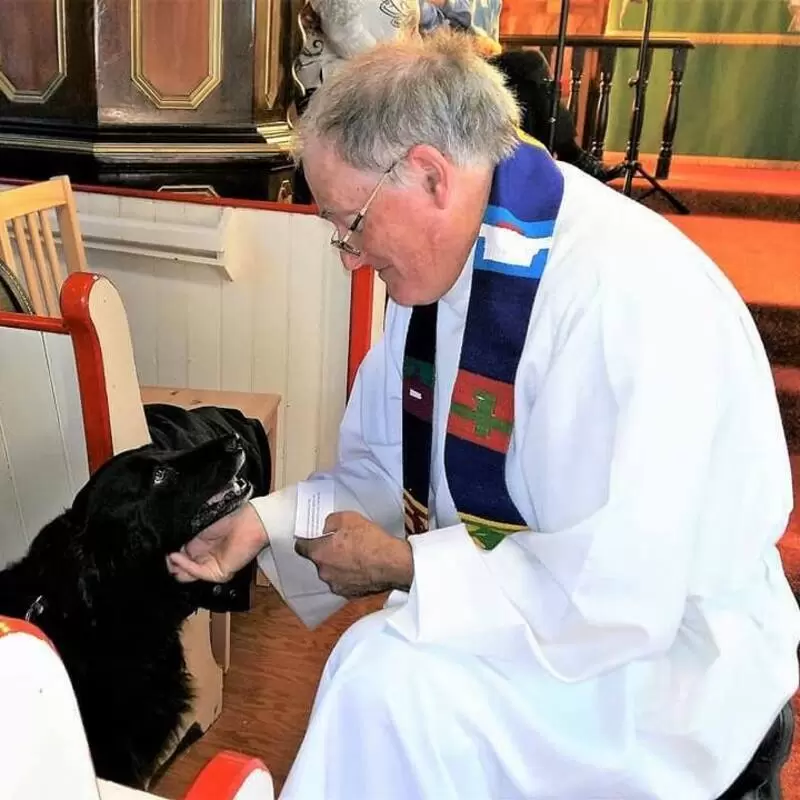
[{"xmin": 190, "ymin": 456, "xmax": 254, "ymax": 535}]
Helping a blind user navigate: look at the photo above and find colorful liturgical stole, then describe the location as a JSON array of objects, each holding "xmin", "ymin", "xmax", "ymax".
[{"xmin": 402, "ymin": 132, "xmax": 565, "ymax": 550}]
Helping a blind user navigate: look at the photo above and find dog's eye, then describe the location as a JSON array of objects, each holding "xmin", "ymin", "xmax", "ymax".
[{"xmin": 152, "ymin": 467, "xmax": 173, "ymax": 487}]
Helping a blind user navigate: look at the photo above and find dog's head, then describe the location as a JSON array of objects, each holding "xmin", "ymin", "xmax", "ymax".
[{"xmin": 1, "ymin": 434, "xmax": 252, "ymax": 630}]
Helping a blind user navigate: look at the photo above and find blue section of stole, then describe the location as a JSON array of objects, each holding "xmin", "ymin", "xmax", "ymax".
[{"xmin": 402, "ymin": 134, "xmax": 565, "ymax": 546}]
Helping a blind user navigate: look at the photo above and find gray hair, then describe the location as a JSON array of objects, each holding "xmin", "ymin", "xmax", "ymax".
[{"xmin": 294, "ymin": 32, "xmax": 521, "ymax": 176}]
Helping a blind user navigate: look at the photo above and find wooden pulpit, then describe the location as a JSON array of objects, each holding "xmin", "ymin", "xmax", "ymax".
[{"xmin": 0, "ymin": 0, "xmax": 302, "ymax": 201}]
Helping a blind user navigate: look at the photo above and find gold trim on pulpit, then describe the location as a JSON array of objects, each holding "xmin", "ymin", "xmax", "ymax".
[
  {"xmin": 156, "ymin": 184, "xmax": 221, "ymax": 197},
  {"xmin": 255, "ymin": 121, "xmax": 296, "ymax": 151},
  {"xmin": 0, "ymin": 0, "xmax": 67, "ymax": 104},
  {"xmin": 130, "ymin": 0, "xmax": 223, "ymax": 110},
  {"xmin": 0, "ymin": 129, "xmax": 295, "ymax": 158}
]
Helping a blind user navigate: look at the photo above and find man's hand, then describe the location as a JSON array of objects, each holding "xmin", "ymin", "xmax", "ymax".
[
  {"xmin": 167, "ymin": 503, "xmax": 269, "ymax": 584},
  {"xmin": 295, "ymin": 511, "xmax": 413, "ymax": 598}
]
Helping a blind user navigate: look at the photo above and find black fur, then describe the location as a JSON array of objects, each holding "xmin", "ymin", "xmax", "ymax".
[
  {"xmin": 0, "ymin": 433, "xmax": 252, "ymax": 788},
  {"xmin": 487, "ymin": 49, "xmax": 580, "ymax": 159}
]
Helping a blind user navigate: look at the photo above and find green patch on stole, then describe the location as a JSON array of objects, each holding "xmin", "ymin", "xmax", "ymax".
[
  {"xmin": 451, "ymin": 391, "xmax": 513, "ymax": 440},
  {"xmin": 403, "ymin": 356, "xmax": 434, "ymax": 387},
  {"xmin": 460, "ymin": 513, "xmax": 527, "ymax": 551}
]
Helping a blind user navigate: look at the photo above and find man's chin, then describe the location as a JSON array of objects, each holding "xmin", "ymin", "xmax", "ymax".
[
  {"xmin": 390, "ymin": 288, "xmax": 440, "ymax": 308},
  {"xmin": 380, "ymin": 271, "xmax": 405, "ymax": 305},
  {"xmin": 387, "ymin": 288, "xmax": 419, "ymax": 308},
  {"xmin": 383, "ymin": 276, "xmax": 434, "ymax": 308}
]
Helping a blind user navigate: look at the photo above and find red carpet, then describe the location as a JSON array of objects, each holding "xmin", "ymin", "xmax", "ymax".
[
  {"xmin": 610, "ymin": 158, "xmax": 800, "ymax": 221},
  {"xmin": 779, "ymin": 456, "xmax": 800, "ymax": 799},
  {"xmin": 665, "ymin": 216, "xmax": 800, "ymax": 308},
  {"xmin": 780, "ymin": 459, "xmax": 800, "ymax": 591},
  {"xmin": 614, "ymin": 160, "xmax": 800, "ymax": 200}
]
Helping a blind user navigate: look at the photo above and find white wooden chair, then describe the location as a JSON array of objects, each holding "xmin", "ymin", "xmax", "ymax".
[
  {"xmin": 0, "ymin": 175, "xmax": 88, "ymax": 317},
  {"xmin": 0, "ymin": 614, "xmax": 274, "ymax": 800}
]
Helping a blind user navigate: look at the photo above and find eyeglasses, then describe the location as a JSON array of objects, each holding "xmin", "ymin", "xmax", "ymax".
[{"xmin": 329, "ymin": 164, "xmax": 395, "ymax": 257}]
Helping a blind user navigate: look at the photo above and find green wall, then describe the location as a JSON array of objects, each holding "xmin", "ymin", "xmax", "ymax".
[{"xmin": 603, "ymin": 0, "xmax": 800, "ymax": 161}]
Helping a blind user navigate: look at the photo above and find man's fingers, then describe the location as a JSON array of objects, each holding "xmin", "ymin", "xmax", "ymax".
[
  {"xmin": 323, "ymin": 512, "xmax": 344, "ymax": 534},
  {"xmin": 295, "ymin": 537, "xmax": 316, "ymax": 559},
  {"xmin": 295, "ymin": 535, "xmax": 332, "ymax": 560},
  {"xmin": 184, "ymin": 538, "xmax": 212, "ymax": 559},
  {"xmin": 324, "ymin": 510, "xmax": 368, "ymax": 533},
  {"xmin": 167, "ymin": 552, "xmax": 212, "ymax": 583}
]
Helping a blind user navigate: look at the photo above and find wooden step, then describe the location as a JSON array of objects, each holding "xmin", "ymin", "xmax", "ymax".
[
  {"xmin": 610, "ymin": 161, "xmax": 800, "ymax": 222},
  {"xmin": 751, "ymin": 305, "xmax": 800, "ymax": 369},
  {"xmin": 777, "ymin": 455, "xmax": 800, "ymax": 594},
  {"xmin": 775, "ymin": 366, "xmax": 800, "ymax": 454},
  {"xmin": 663, "ymin": 216, "xmax": 800, "ymax": 311}
]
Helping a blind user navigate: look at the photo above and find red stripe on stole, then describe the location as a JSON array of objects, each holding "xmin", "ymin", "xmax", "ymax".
[{"xmin": 448, "ymin": 369, "xmax": 515, "ymax": 454}]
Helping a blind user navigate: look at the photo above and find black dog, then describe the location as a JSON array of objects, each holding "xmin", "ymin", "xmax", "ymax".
[{"xmin": 0, "ymin": 434, "xmax": 253, "ymax": 788}]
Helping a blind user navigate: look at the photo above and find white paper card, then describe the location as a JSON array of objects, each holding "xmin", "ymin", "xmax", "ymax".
[{"xmin": 294, "ymin": 479, "xmax": 335, "ymax": 539}]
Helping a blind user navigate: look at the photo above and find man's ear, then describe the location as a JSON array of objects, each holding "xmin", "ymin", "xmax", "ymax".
[{"xmin": 405, "ymin": 144, "xmax": 452, "ymax": 210}]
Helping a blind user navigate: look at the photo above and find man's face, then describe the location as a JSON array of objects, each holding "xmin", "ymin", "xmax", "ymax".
[{"xmin": 302, "ymin": 140, "xmax": 465, "ymax": 307}]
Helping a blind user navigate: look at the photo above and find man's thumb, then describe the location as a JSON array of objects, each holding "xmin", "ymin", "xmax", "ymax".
[{"xmin": 167, "ymin": 551, "xmax": 211, "ymax": 582}]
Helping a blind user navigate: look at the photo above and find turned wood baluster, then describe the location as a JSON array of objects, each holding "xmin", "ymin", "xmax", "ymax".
[
  {"xmin": 656, "ymin": 46, "xmax": 689, "ymax": 180},
  {"xmin": 589, "ymin": 47, "xmax": 617, "ymax": 161},
  {"xmin": 568, "ymin": 47, "xmax": 586, "ymax": 126},
  {"xmin": 623, "ymin": 46, "xmax": 654, "ymax": 177}
]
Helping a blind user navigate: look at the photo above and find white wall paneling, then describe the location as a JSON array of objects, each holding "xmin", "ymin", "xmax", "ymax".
[
  {"xmin": 0, "ymin": 182, "xmax": 355, "ymax": 489},
  {"xmin": 0, "ymin": 327, "xmax": 88, "ymax": 568},
  {"xmin": 70, "ymin": 192, "xmax": 353, "ymax": 489}
]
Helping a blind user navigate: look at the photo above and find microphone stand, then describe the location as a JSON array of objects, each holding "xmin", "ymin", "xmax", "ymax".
[
  {"xmin": 614, "ymin": 0, "xmax": 689, "ymax": 214},
  {"xmin": 548, "ymin": 0, "xmax": 571, "ymax": 153}
]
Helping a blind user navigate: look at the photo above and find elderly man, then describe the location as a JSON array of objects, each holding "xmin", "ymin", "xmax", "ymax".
[{"xmin": 169, "ymin": 33, "xmax": 800, "ymax": 800}]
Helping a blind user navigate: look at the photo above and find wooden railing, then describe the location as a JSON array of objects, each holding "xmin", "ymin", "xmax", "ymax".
[{"xmin": 499, "ymin": 34, "xmax": 695, "ymax": 179}]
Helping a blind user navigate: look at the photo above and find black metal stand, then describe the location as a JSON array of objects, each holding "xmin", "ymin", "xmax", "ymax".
[
  {"xmin": 613, "ymin": 0, "xmax": 690, "ymax": 214},
  {"xmin": 547, "ymin": 0, "xmax": 571, "ymax": 152}
]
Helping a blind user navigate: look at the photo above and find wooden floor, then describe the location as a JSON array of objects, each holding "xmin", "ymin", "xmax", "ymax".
[{"xmin": 151, "ymin": 586, "xmax": 385, "ymax": 798}]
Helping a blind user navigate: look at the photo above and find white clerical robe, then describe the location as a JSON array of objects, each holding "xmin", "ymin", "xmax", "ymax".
[{"xmin": 251, "ymin": 164, "xmax": 800, "ymax": 799}]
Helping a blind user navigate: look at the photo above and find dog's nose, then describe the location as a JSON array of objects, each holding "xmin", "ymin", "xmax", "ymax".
[{"xmin": 224, "ymin": 434, "xmax": 241, "ymax": 452}]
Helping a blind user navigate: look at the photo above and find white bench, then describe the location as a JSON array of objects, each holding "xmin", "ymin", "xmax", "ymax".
[{"xmin": 0, "ymin": 614, "xmax": 274, "ymax": 800}]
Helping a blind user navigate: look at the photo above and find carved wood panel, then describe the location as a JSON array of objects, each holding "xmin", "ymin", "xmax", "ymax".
[
  {"xmin": 132, "ymin": 0, "xmax": 222, "ymax": 110},
  {"xmin": 255, "ymin": 0, "xmax": 304, "ymax": 120},
  {"xmin": 0, "ymin": 0, "xmax": 297, "ymax": 196},
  {"xmin": 96, "ymin": 0, "xmax": 254, "ymax": 126},
  {"xmin": 0, "ymin": 0, "xmax": 66, "ymax": 104}
]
